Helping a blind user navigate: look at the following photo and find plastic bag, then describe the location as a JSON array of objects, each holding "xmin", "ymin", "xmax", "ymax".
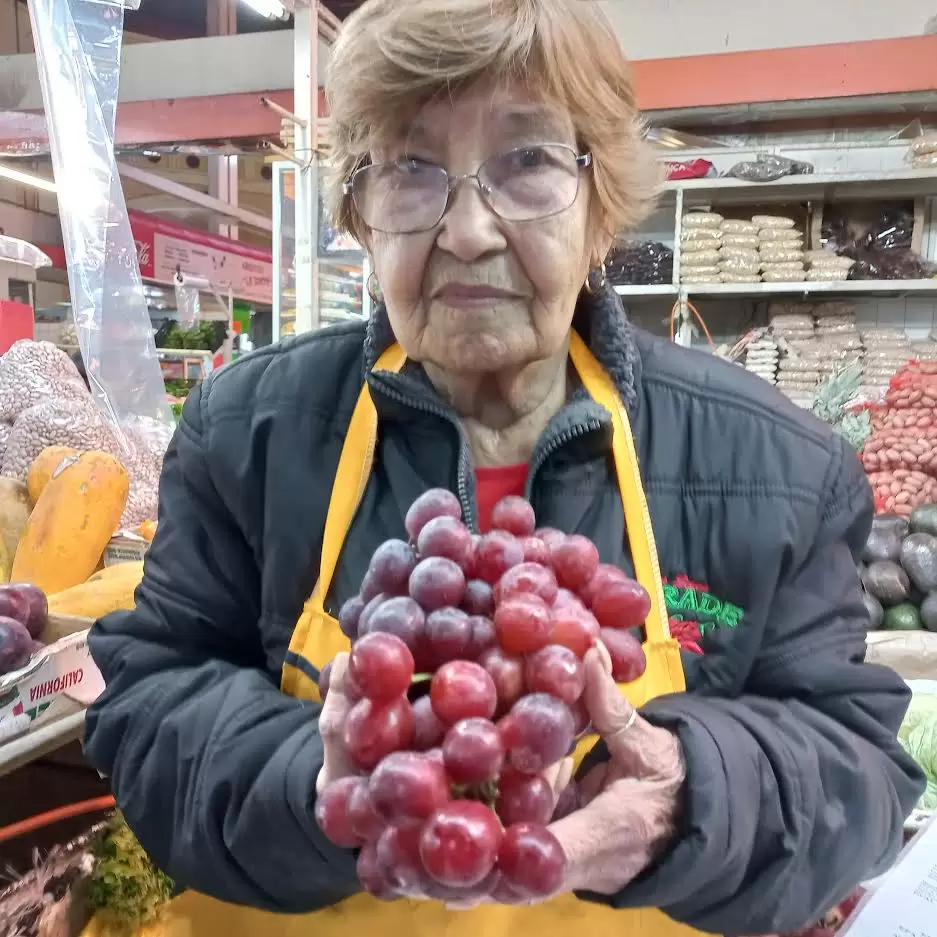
[
  {"xmin": 0, "ymin": 235, "xmax": 53, "ymax": 269},
  {"xmin": 719, "ymin": 246, "xmax": 760, "ymax": 263},
  {"xmin": 27, "ymin": 0, "xmax": 172, "ymax": 525},
  {"xmin": 721, "ymin": 233, "xmax": 759, "ymax": 249},
  {"xmin": 721, "ymin": 219, "xmax": 759, "ymax": 235},
  {"xmin": 804, "ymin": 250, "xmax": 854, "ymax": 271},
  {"xmin": 760, "ymin": 247, "xmax": 803, "ymax": 264},
  {"xmin": 680, "ymin": 249, "xmax": 720, "ymax": 268},
  {"xmin": 605, "ymin": 240, "xmax": 674, "ymax": 285},
  {"xmin": 719, "ymin": 257, "xmax": 761, "ymax": 275},
  {"xmin": 752, "ymin": 214, "xmax": 797, "ymax": 230},
  {"xmin": 908, "ymin": 133, "xmax": 937, "ymax": 157},
  {"xmin": 807, "ymin": 267, "xmax": 848, "ymax": 281},
  {"xmin": 726, "ymin": 153, "xmax": 814, "ymax": 183},
  {"xmin": 721, "ymin": 272, "xmax": 762, "ymax": 284},
  {"xmin": 682, "ymin": 211, "xmax": 723, "ymax": 229},
  {"xmin": 759, "ymin": 228, "xmax": 804, "ymax": 243},
  {"xmin": 0, "ymin": 340, "xmax": 89, "ymax": 424},
  {"xmin": 762, "ymin": 268, "xmax": 806, "ymax": 283},
  {"xmin": 680, "ymin": 272, "xmax": 722, "ymax": 284},
  {"xmin": 682, "ymin": 228, "xmax": 722, "ymax": 243}
]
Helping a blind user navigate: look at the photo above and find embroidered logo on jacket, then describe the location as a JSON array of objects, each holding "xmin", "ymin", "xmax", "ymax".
[{"xmin": 662, "ymin": 575, "xmax": 745, "ymax": 655}]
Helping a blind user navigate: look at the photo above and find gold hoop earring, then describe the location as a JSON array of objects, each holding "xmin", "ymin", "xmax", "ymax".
[
  {"xmin": 367, "ymin": 271, "xmax": 382, "ymax": 303},
  {"xmin": 584, "ymin": 262, "xmax": 607, "ymax": 295}
]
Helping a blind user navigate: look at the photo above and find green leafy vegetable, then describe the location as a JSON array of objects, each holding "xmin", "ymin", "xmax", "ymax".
[{"xmin": 897, "ymin": 692, "xmax": 937, "ymax": 810}]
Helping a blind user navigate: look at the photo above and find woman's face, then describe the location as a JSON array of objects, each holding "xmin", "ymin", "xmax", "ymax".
[{"xmin": 365, "ymin": 84, "xmax": 605, "ymax": 375}]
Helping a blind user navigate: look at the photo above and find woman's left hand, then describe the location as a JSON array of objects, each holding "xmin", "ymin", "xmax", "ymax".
[{"xmin": 548, "ymin": 647, "xmax": 687, "ymax": 895}]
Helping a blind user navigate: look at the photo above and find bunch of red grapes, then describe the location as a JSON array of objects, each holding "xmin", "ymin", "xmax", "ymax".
[{"xmin": 315, "ymin": 489, "xmax": 650, "ymax": 905}]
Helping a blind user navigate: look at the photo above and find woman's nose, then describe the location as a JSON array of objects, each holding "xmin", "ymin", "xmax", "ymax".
[{"xmin": 435, "ymin": 178, "xmax": 508, "ymax": 262}]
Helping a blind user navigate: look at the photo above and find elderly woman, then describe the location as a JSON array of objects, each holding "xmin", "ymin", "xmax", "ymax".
[{"xmin": 83, "ymin": 1, "xmax": 923, "ymax": 936}]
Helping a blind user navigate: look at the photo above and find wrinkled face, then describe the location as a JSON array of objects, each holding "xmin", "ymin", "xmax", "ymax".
[{"xmin": 362, "ymin": 84, "xmax": 605, "ymax": 375}]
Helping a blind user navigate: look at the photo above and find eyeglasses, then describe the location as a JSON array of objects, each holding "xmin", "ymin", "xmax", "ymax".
[{"xmin": 343, "ymin": 144, "xmax": 593, "ymax": 235}]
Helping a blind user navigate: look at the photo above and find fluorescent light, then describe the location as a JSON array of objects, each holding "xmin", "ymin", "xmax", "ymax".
[
  {"xmin": 239, "ymin": 0, "xmax": 286, "ymax": 17},
  {"xmin": 0, "ymin": 164, "xmax": 57, "ymax": 194}
]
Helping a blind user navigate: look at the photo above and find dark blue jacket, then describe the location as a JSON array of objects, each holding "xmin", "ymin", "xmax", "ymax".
[{"xmin": 84, "ymin": 284, "xmax": 924, "ymax": 935}]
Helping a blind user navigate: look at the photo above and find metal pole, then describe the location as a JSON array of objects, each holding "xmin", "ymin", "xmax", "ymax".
[
  {"xmin": 292, "ymin": 1, "xmax": 319, "ymax": 334},
  {"xmin": 207, "ymin": 0, "xmax": 239, "ymax": 240}
]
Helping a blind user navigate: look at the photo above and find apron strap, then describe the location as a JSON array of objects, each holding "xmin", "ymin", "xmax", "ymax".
[
  {"xmin": 308, "ymin": 335, "xmax": 671, "ymax": 648},
  {"xmin": 308, "ymin": 344, "xmax": 407, "ymax": 612},
  {"xmin": 566, "ymin": 333, "xmax": 672, "ymax": 645}
]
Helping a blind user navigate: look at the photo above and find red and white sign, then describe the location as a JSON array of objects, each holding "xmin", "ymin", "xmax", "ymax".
[
  {"xmin": 130, "ymin": 211, "xmax": 273, "ymax": 305},
  {"xmin": 42, "ymin": 211, "xmax": 274, "ymax": 305}
]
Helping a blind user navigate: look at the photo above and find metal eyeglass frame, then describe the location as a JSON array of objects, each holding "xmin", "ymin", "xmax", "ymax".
[{"xmin": 342, "ymin": 144, "xmax": 594, "ymax": 234}]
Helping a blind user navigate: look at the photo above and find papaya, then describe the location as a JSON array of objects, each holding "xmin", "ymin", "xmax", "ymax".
[
  {"xmin": 27, "ymin": 445, "xmax": 80, "ymax": 503},
  {"xmin": 45, "ymin": 568, "xmax": 142, "ymax": 624},
  {"xmin": 11, "ymin": 451, "xmax": 130, "ymax": 594},
  {"xmin": 87, "ymin": 560, "xmax": 145, "ymax": 585},
  {"xmin": 0, "ymin": 476, "xmax": 33, "ymax": 568}
]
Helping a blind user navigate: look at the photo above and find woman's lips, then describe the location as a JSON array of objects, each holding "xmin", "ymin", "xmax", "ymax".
[{"xmin": 434, "ymin": 284, "xmax": 524, "ymax": 308}]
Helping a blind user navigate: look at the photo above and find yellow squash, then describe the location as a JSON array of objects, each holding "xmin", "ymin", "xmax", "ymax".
[
  {"xmin": 27, "ymin": 445, "xmax": 80, "ymax": 502},
  {"xmin": 0, "ymin": 476, "xmax": 33, "ymax": 575},
  {"xmin": 12, "ymin": 451, "xmax": 130, "ymax": 594},
  {"xmin": 46, "ymin": 564, "xmax": 143, "ymax": 622}
]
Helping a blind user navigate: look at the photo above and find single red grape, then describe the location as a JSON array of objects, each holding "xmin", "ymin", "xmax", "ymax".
[
  {"xmin": 496, "ymin": 768, "xmax": 553, "ymax": 826},
  {"xmin": 364, "ymin": 596, "xmax": 426, "ymax": 657},
  {"xmin": 419, "ymin": 802, "xmax": 503, "ymax": 888},
  {"xmin": 409, "ymin": 557, "xmax": 466, "ymax": 611},
  {"xmin": 314, "ymin": 776, "xmax": 361, "ymax": 848},
  {"xmin": 590, "ymin": 577, "xmax": 651, "ymax": 630},
  {"xmin": 347, "ymin": 779, "xmax": 386, "ymax": 843},
  {"xmin": 580, "ymin": 563, "xmax": 627, "ymax": 607},
  {"xmin": 423, "ymin": 606, "xmax": 472, "ymax": 668},
  {"xmin": 430, "ymin": 660, "xmax": 497, "ymax": 724},
  {"xmin": 338, "ymin": 595, "xmax": 365, "ymax": 641},
  {"xmin": 525, "ymin": 644, "xmax": 585, "ymax": 704},
  {"xmin": 411, "ymin": 695, "xmax": 446, "ymax": 751},
  {"xmin": 549, "ymin": 535, "xmax": 600, "ymax": 592},
  {"xmin": 369, "ymin": 751, "xmax": 450, "ymax": 824},
  {"xmin": 478, "ymin": 647, "xmax": 525, "ymax": 713},
  {"xmin": 495, "ymin": 562, "xmax": 559, "ymax": 605},
  {"xmin": 344, "ymin": 670, "xmax": 364, "ymax": 703},
  {"xmin": 500, "ymin": 693, "xmax": 575, "ymax": 775},
  {"xmin": 551, "ymin": 603, "xmax": 600, "ymax": 659},
  {"xmin": 473, "ymin": 531, "xmax": 524, "ymax": 584},
  {"xmin": 376, "ymin": 824, "xmax": 429, "ymax": 894},
  {"xmin": 358, "ymin": 593, "xmax": 389, "ymax": 635},
  {"xmin": 534, "ymin": 527, "xmax": 566, "ymax": 550},
  {"xmin": 521, "ymin": 537, "xmax": 550, "ymax": 565},
  {"xmin": 424, "ymin": 747, "xmax": 445, "ymax": 769},
  {"xmin": 494, "ymin": 594, "xmax": 553, "ymax": 655},
  {"xmin": 344, "ymin": 696, "xmax": 414, "ymax": 771},
  {"xmin": 600, "ymin": 627, "xmax": 648, "ymax": 682},
  {"xmin": 349, "ymin": 632, "xmax": 414, "ymax": 702},
  {"xmin": 357, "ymin": 842, "xmax": 396, "ymax": 899},
  {"xmin": 405, "ymin": 489, "xmax": 462, "ymax": 541},
  {"xmin": 491, "ymin": 496, "xmax": 536, "ymax": 537},
  {"xmin": 368, "ymin": 539, "xmax": 418, "ymax": 595},
  {"xmin": 498, "ymin": 823, "xmax": 566, "ymax": 898},
  {"xmin": 442, "ymin": 718, "xmax": 504, "ymax": 785},
  {"xmin": 462, "ymin": 579, "xmax": 495, "ymax": 617},
  {"xmin": 360, "ymin": 571, "xmax": 382, "ymax": 603},
  {"xmin": 318, "ymin": 660, "xmax": 332, "ymax": 700},
  {"xmin": 465, "ymin": 615, "xmax": 497, "ymax": 659},
  {"xmin": 551, "ymin": 780, "xmax": 581, "ymax": 822},
  {"xmin": 417, "ymin": 516, "xmax": 473, "ymax": 567}
]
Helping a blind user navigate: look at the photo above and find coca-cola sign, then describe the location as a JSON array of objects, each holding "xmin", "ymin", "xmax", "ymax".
[{"xmin": 135, "ymin": 238, "xmax": 152, "ymax": 277}]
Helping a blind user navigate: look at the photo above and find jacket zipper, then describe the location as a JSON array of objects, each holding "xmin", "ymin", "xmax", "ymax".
[
  {"xmin": 369, "ymin": 375, "xmax": 478, "ymax": 531},
  {"xmin": 525, "ymin": 419, "xmax": 605, "ymax": 502}
]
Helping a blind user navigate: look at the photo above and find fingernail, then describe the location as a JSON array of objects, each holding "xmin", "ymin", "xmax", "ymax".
[{"xmin": 593, "ymin": 641, "xmax": 613, "ymax": 677}]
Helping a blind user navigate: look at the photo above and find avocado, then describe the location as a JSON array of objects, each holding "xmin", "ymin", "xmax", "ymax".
[
  {"xmin": 873, "ymin": 514, "xmax": 911, "ymax": 539},
  {"xmin": 900, "ymin": 532, "xmax": 937, "ymax": 591},
  {"xmin": 863, "ymin": 526, "xmax": 903, "ymax": 564},
  {"xmin": 920, "ymin": 593, "xmax": 937, "ymax": 632},
  {"xmin": 883, "ymin": 603, "xmax": 924, "ymax": 631},
  {"xmin": 910, "ymin": 504, "xmax": 937, "ymax": 537},
  {"xmin": 863, "ymin": 561, "xmax": 911, "ymax": 605}
]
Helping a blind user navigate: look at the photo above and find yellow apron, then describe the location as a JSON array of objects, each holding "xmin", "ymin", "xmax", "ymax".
[{"xmin": 87, "ymin": 333, "xmax": 710, "ymax": 937}]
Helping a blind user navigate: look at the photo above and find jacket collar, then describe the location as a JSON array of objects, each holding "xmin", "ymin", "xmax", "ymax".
[{"xmin": 362, "ymin": 281, "xmax": 641, "ymax": 416}]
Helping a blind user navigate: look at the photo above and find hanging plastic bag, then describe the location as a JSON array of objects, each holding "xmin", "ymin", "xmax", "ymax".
[{"xmin": 26, "ymin": 0, "xmax": 173, "ymax": 527}]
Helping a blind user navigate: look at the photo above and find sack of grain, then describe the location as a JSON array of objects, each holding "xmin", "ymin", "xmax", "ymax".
[
  {"xmin": 719, "ymin": 256, "xmax": 761, "ymax": 275},
  {"xmin": 680, "ymin": 271, "xmax": 723, "ymax": 284},
  {"xmin": 760, "ymin": 247, "xmax": 804, "ymax": 265},
  {"xmin": 753, "ymin": 214, "xmax": 797, "ymax": 231},
  {"xmin": 719, "ymin": 246, "xmax": 761, "ymax": 263},
  {"xmin": 681, "ymin": 249, "xmax": 721, "ymax": 267},
  {"xmin": 683, "ymin": 211, "xmax": 724, "ymax": 229},
  {"xmin": 682, "ymin": 228, "xmax": 722, "ymax": 244},
  {"xmin": 759, "ymin": 227, "xmax": 804, "ymax": 243},
  {"xmin": 721, "ymin": 233, "xmax": 760, "ymax": 249},
  {"xmin": 762, "ymin": 268, "xmax": 806, "ymax": 283},
  {"xmin": 721, "ymin": 219, "xmax": 759, "ymax": 235},
  {"xmin": 806, "ymin": 267, "xmax": 848, "ymax": 281},
  {"xmin": 721, "ymin": 272, "xmax": 762, "ymax": 284}
]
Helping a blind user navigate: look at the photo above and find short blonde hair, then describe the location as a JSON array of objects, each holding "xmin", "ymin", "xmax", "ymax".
[{"xmin": 324, "ymin": 0, "xmax": 660, "ymax": 246}]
